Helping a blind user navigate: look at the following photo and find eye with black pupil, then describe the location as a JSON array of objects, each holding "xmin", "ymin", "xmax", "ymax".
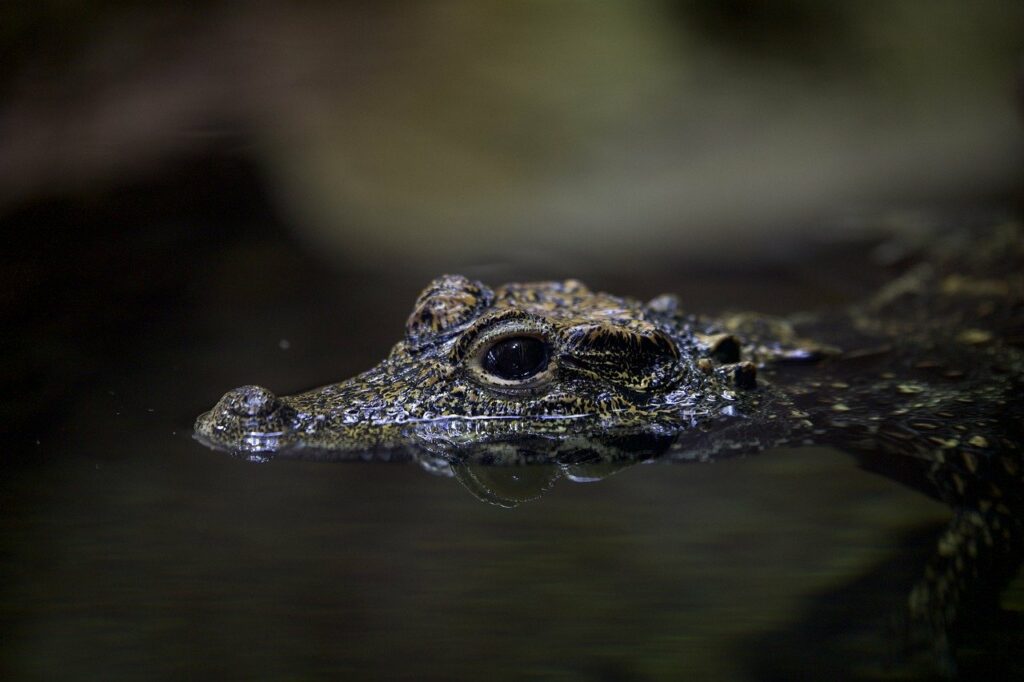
[{"xmin": 482, "ymin": 336, "xmax": 549, "ymax": 381}]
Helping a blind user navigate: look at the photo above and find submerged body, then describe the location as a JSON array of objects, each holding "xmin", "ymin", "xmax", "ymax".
[{"xmin": 195, "ymin": 221, "xmax": 1023, "ymax": 673}]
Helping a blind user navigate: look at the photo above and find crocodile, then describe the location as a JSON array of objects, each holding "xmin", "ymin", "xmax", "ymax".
[{"xmin": 195, "ymin": 221, "xmax": 1023, "ymax": 674}]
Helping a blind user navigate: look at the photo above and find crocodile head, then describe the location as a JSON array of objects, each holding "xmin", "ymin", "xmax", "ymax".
[{"xmin": 195, "ymin": 274, "xmax": 776, "ymax": 459}]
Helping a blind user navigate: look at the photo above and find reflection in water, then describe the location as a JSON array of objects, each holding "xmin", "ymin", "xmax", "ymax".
[
  {"xmin": 274, "ymin": 432, "xmax": 676, "ymax": 509},
  {"xmin": 427, "ymin": 433, "xmax": 677, "ymax": 509},
  {"xmin": 451, "ymin": 461, "xmax": 563, "ymax": 508}
]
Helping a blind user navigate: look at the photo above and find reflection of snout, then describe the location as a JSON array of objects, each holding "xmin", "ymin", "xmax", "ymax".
[{"xmin": 194, "ymin": 385, "xmax": 296, "ymax": 453}]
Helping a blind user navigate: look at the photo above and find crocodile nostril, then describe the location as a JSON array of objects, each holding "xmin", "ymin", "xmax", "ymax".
[{"xmin": 219, "ymin": 385, "xmax": 279, "ymax": 417}]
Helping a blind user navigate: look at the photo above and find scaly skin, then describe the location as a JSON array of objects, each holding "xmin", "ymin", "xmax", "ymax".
[{"xmin": 195, "ymin": 221, "xmax": 1023, "ymax": 675}]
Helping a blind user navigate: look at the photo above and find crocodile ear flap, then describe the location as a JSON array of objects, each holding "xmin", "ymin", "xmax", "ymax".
[
  {"xmin": 405, "ymin": 275, "xmax": 495, "ymax": 348},
  {"xmin": 564, "ymin": 323, "xmax": 682, "ymax": 393}
]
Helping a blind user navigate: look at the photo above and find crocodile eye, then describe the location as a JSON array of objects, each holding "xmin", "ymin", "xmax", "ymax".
[
  {"xmin": 457, "ymin": 313, "xmax": 557, "ymax": 390},
  {"xmin": 482, "ymin": 336, "xmax": 550, "ymax": 381}
]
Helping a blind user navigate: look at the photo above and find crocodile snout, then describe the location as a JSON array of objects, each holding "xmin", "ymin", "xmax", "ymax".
[
  {"xmin": 194, "ymin": 385, "xmax": 296, "ymax": 453},
  {"xmin": 220, "ymin": 385, "xmax": 280, "ymax": 418}
]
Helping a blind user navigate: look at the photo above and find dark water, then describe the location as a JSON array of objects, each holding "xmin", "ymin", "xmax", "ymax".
[
  {"xmin": 4, "ymin": 442, "xmax": 951, "ymax": 681},
  {"xmin": 3, "ymin": 162, "xmax": 1022, "ymax": 680}
]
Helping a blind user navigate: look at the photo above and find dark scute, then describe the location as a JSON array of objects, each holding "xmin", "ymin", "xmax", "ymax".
[
  {"xmin": 732, "ymin": 362, "xmax": 758, "ymax": 389},
  {"xmin": 711, "ymin": 335, "xmax": 741, "ymax": 363},
  {"xmin": 483, "ymin": 336, "xmax": 549, "ymax": 380}
]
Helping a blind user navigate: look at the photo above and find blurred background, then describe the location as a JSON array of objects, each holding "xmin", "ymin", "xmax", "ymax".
[
  {"xmin": 4, "ymin": 1, "xmax": 1023, "ymax": 264},
  {"xmin": 3, "ymin": 3, "xmax": 1024, "ymax": 678}
]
